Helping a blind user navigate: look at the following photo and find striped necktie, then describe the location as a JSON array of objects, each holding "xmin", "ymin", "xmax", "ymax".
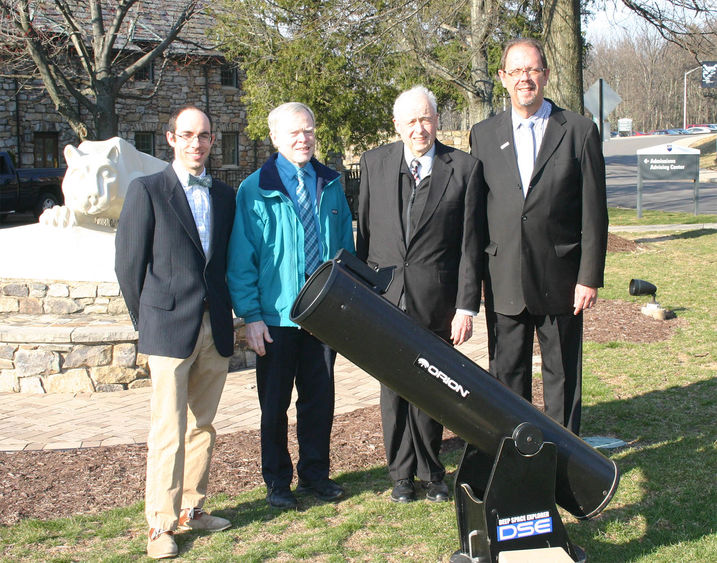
[
  {"xmin": 296, "ymin": 167, "xmax": 321, "ymax": 275},
  {"xmin": 410, "ymin": 158, "xmax": 420, "ymax": 185}
]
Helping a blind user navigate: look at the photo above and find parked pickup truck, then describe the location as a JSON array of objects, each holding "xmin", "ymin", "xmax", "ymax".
[{"xmin": 0, "ymin": 151, "xmax": 65, "ymax": 220}]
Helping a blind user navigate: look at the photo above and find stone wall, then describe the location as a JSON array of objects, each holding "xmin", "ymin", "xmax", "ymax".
[
  {"xmin": 0, "ymin": 278, "xmax": 254, "ymax": 394},
  {"xmin": 0, "ymin": 59, "xmax": 273, "ymax": 180},
  {"xmin": 0, "ymin": 317, "xmax": 148, "ymax": 393},
  {"xmin": 0, "ymin": 280, "xmax": 127, "ymax": 316},
  {"xmin": 438, "ymin": 130, "xmax": 471, "ymax": 153}
]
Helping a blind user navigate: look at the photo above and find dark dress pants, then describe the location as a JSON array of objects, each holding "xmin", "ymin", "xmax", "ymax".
[
  {"xmin": 256, "ymin": 326, "xmax": 336, "ymax": 489},
  {"xmin": 486, "ymin": 308, "xmax": 583, "ymax": 435},
  {"xmin": 380, "ymin": 329, "xmax": 449, "ymax": 483}
]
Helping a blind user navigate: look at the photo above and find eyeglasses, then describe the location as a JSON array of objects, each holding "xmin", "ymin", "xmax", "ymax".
[
  {"xmin": 503, "ymin": 67, "xmax": 546, "ymax": 78},
  {"xmin": 173, "ymin": 132, "xmax": 213, "ymax": 143}
]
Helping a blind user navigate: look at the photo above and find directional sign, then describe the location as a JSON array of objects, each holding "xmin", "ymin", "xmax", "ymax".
[
  {"xmin": 637, "ymin": 143, "xmax": 700, "ymax": 180},
  {"xmin": 584, "ymin": 80, "xmax": 621, "ymax": 116},
  {"xmin": 635, "ymin": 143, "xmax": 701, "ymax": 217}
]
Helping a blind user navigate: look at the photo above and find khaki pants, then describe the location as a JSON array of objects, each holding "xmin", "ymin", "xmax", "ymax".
[{"xmin": 145, "ymin": 312, "xmax": 229, "ymax": 531}]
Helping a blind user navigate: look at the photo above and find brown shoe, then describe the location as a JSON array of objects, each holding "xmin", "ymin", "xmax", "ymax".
[
  {"xmin": 178, "ymin": 507, "xmax": 231, "ymax": 532},
  {"xmin": 147, "ymin": 528, "xmax": 178, "ymax": 559}
]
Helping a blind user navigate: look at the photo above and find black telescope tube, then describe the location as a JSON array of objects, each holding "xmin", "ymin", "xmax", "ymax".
[{"xmin": 291, "ymin": 258, "xmax": 619, "ymax": 519}]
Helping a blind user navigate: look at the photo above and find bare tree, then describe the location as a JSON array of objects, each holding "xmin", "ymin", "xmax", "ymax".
[
  {"xmin": 620, "ymin": 0, "xmax": 716, "ymax": 52},
  {"xmin": 584, "ymin": 22, "xmax": 717, "ymax": 132},
  {"xmin": 395, "ymin": 0, "xmax": 501, "ymax": 123},
  {"xmin": 0, "ymin": 0, "xmax": 209, "ymax": 140}
]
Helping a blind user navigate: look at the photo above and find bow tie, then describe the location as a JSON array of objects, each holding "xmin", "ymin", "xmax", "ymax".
[{"xmin": 188, "ymin": 174, "xmax": 211, "ymax": 188}]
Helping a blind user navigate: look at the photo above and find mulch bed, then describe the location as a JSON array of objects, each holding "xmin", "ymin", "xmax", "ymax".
[{"xmin": 0, "ymin": 234, "xmax": 682, "ymax": 526}]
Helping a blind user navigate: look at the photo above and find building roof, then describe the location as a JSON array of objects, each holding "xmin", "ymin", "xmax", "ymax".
[{"xmin": 6, "ymin": 0, "xmax": 224, "ymax": 57}]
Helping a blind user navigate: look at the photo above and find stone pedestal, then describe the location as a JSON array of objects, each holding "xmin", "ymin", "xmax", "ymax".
[{"xmin": 0, "ymin": 224, "xmax": 252, "ymax": 393}]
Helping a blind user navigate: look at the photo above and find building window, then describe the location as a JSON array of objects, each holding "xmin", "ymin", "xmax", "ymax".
[
  {"xmin": 134, "ymin": 132, "xmax": 155, "ymax": 156},
  {"xmin": 133, "ymin": 61, "xmax": 154, "ymax": 82},
  {"xmin": 220, "ymin": 64, "xmax": 238, "ymax": 88},
  {"xmin": 222, "ymin": 133, "xmax": 239, "ymax": 166},
  {"xmin": 34, "ymin": 132, "xmax": 59, "ymax": 168}
]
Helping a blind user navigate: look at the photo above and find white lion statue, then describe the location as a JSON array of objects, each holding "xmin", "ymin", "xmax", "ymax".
[{"xmin": 40, "ymin": 137, "xmax": 166, "ymax": 228}]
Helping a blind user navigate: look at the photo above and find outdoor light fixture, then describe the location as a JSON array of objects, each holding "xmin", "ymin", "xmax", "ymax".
[
  {"xmin": 629, "ymin": 278, "xmax": 673, "ymax": 320},
  {"xmin": 629, "ymin": 278, "xmax": 657, "ymax": 301}
]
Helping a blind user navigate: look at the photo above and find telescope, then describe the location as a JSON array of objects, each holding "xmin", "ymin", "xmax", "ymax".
[{"xmin": 291, "ymin": 251, "xmax": 619, "ymax": 562}]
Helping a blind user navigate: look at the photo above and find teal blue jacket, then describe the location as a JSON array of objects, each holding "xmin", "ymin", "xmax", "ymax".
[{"xmin": 227, "ymin": 154, "xmax": 355, "ymax": 326}]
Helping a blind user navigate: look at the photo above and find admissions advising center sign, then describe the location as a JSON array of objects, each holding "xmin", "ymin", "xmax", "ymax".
[
  {"xmin": 637, "ymin": 143, "xmax": 700, "ymax": 180},
  {"xmin": 636, "ymin": 143, "xmax": 701, "ymax": 216}
]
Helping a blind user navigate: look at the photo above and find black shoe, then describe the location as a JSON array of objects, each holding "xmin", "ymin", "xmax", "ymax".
[
  {"xmin": 391, "ymin": 478, "xmax": 416, "ymax": 503},
  {"xmin": 267, "ymin": 486, "xmax": 298, "ymax": 509},
  {"xmin": 296, "ymin": 478, "xmax": 345, "ymax": 501},
  {"xmin": 426, "ymin": 480, "xmax": 450, "ymax": 502}
]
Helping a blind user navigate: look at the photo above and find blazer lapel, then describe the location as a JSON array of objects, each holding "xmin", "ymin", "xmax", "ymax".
[
  {"xmin": 532, "ymin": 103, "xmax": 567, "ymax": 184},
  {"xmin": 164, "ymin": 166, "xmax": 205, "ymax": 258},
  {"xmin": 206, "ymin": 181, "xmax": 221, "ymax": 263},
  {"xmin": 386, "ymin": 143, "xmax": 408, "ymax": 251},
  {"xmin": 496, "ymin": 111, "xmax": 522, "ymax": 188},
  {"xmin": 411, "ymin": 141, "xmax": 451, "ymax": 241}
]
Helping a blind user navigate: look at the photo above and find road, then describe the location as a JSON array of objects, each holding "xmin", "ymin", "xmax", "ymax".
[{"xmin": 602, "ymin": 134, "xmax": 717, "ymax": 215}]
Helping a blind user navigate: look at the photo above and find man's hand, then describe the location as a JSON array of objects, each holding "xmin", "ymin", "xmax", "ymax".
[
  {"xmin": 574, "ymin": 284, "xmax": 598, "ymax": 315},
  {"xmin": 450, "ymin": 312, "xmax": 473, "ymax": 345},
  {"xmin": 245, "ymin": 320, "xmax": 273, "ymax": 356}
]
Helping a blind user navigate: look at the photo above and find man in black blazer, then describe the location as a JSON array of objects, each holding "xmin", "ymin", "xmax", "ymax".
[
  {"xmin": 115, "ymin": 106, "xmax": 235, "ymax": 559},
  {"xmin": 469, "ymin": 38, "xmax": 608, "ymax": 436},
  {"xmin": 357, "ymin": 86, "xmax": 482, "ymax": 503}
]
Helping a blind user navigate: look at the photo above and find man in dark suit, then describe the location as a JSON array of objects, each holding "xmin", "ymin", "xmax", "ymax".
[
  {"xmin": 469, "ymin": 38, "xmax": 608, "ymax": 435},
  {"xmin": 357, "ymin": 86, "xmax": 482, "ymax": 503},
  {"xmin": 115, "ymin": 106, "xmax": 235, "ymax": 559}
]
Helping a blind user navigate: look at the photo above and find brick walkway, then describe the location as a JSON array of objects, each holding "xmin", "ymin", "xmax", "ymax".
[{"xmin": 0, "ymin": 319, "xmax": 489, "ymax": 452}]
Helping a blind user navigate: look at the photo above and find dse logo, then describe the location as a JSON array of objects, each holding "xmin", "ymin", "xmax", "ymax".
[{"xmin": 497, "ymin": 517, "xmax": 553, "ymax": 541}]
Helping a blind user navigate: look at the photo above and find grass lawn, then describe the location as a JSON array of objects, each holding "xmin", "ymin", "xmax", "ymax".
[
  {"xmin": 689, "ymin": 135, "xmax": 717, "ymax": 170},
  {"xmin": 1, "ymin": 212, "xmax": 715, "ymax": 562},
  {"xmin": 608, "ymin": 207, "xmax": 717, "ymax": 226}
]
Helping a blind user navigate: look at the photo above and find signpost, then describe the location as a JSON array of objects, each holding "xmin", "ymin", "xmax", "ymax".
[
  {"xmin": 584, "ymin": 79, "xmax": 621, "ymax": 141},
  {"xmin": 636, "ymin": 143, "xmax": 701, "ymax": 217}
]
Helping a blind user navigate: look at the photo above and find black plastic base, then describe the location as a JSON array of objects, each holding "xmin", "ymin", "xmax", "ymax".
[{"xmin": 452, "ymin": 438, "xmax": 581, "ymax": 562}]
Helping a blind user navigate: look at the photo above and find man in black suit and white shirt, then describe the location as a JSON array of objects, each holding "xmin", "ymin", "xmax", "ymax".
[
  {"xmin": 357, "ymin": 86, "xmax": 482, "ymax": 504},
  {"xmin": 115, "ymin": 106, "xmax": 235, "ymax": 559},
  {"xmin": 469, "ymin": 38, "xmax": 608, "ymax": 435}
]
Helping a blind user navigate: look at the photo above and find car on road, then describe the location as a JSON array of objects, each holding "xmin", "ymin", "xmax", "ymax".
[
  {"xmin": 0, "ymin": 151, "xmax": 65, "ymax": 221},
  {"xmin": 685, "ymin": 126, "xmax": 713, "ymax": 134}
]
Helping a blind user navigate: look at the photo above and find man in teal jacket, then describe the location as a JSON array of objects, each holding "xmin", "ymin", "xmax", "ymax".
[{"xmin": 227, "ymin": 102, "xmax": 355, "ymax": 509}]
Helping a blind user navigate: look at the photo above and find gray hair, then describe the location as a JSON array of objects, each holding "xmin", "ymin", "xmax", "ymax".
[
  {"xmin": 393, "ymin": 86, "xmax": 438, "ymax": 120},
  {"xmin": 267, "ymin": 102, "xmax": 316, "ymax": 136}
]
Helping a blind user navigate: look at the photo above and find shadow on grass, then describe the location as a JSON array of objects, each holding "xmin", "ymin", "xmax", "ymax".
[
  {"xmin": 570, "ymin": 377, "xmax": 717, "ymax": 560},
  {"xmin": 635, "ymin": 228, "xmax": 717, "ymax": 244}
]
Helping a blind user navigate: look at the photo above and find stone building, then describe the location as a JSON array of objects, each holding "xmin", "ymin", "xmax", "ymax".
[{"xmin": 0, "ymin": 1, "xmax": 272, "ymax": 187}]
